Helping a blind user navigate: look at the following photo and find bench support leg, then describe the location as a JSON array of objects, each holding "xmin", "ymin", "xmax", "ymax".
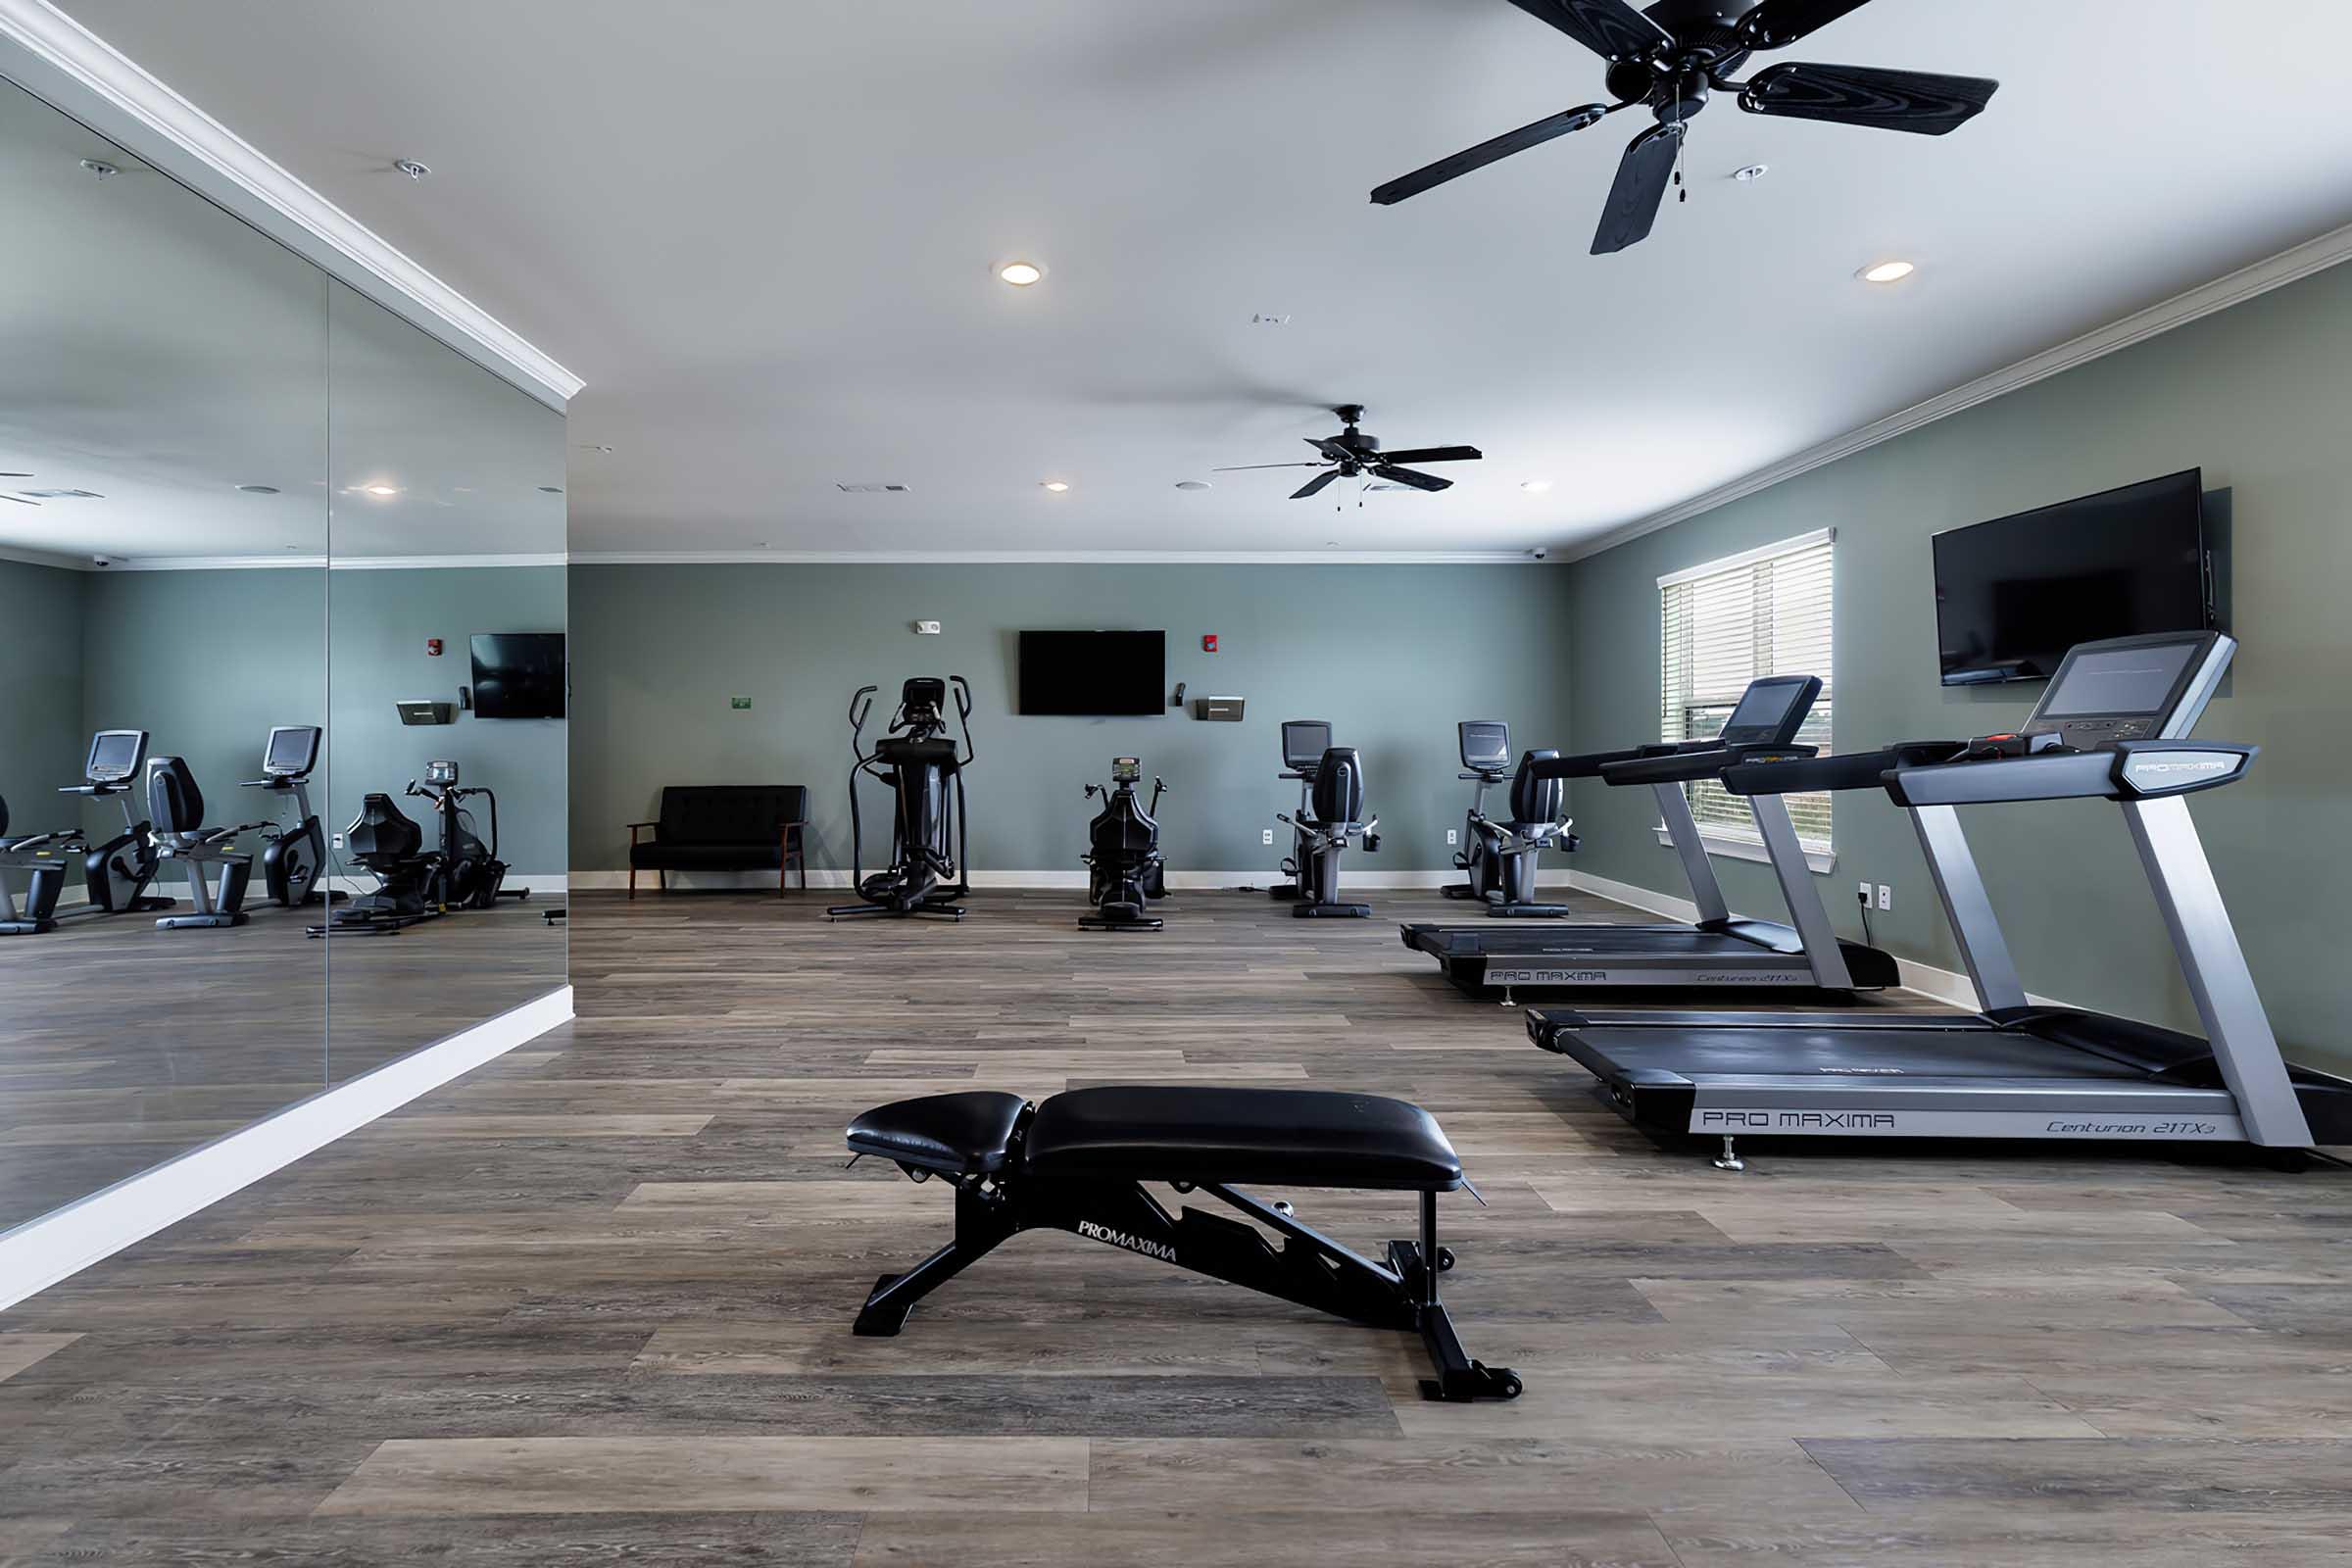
[{"xmin": 854, "ymin": 1170, "xmax": 1523, "ymax": 1400}]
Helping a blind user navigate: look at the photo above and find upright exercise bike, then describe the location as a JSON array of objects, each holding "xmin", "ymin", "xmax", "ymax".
[
  {"xmin": 0, "ymin": 729, "xmax": 172, "ymax": 934},
  {"xmin": 1080, "ymin": 757, "xmax": 1167, "ymax": 931},
  {"xmin": 242, "ymin": 724, "xmax": 338, "ymax": 908},
  {"xmin": 828, "ymin": 676, "xmax": 975, "ymax": 921}
]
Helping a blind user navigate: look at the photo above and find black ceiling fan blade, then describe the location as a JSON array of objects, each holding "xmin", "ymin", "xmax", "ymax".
[
  {"xmin": 1592, "ymin": 122, "xmax": 1681, "ymax": 255},
  {"xmin": 1212, "ymin": 462, "xmax": 1328, "ymax": 471},
  {"xmin": 1291, "ymin": 469, "xmax": 1344, "ymax": 501},
  {"xmin": 1372, "ymin": 466, "xmax": 1452, "ymax": 493},
  {"xmin": 1740, "ymin": 62, "xmax": 1998, "ymax": 135},
  {"xmin": 1737, "ymin": 0, "xmax": 1876, "ymax": 50},
  {"xmin": 1505, "ymin": 0, "xmax": 1673, "ymax": 63},
  {"xmin": 1370, "ymin": 102, "xmax": 1612, "ymax": 205},
  {"xmin": 1308, "ymin": 437, "xmax": 1360, "ymax": 464},
  {"xmin": 1378, "ymin": 445, "xmax": 1483, "ymax": 466}
]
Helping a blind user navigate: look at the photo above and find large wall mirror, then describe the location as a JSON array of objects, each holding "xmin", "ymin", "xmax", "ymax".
[{"xmin": 0, "ymin": 69, "xmax": 565, "ymax": 1237}]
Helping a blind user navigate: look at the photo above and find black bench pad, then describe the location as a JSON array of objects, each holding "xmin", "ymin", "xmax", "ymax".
[
  {"xmin": 1029, "ymin": 1086, "xmax": 1462, "ymax": 1192},
  {"xmin": 849, "ymin": 1092, "xmax": 1027, "ymax": 1176}
]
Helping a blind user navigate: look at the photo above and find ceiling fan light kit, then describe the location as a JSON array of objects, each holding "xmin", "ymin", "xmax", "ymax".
[{"xmin": 1371, "ymin": 0, "xmax": 1997, "ymax": 255}]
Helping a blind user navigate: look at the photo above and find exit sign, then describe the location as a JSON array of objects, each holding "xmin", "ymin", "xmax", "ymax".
[{"xmin": 730, "ymin": 697, "xmax": 752, "ymax": 710}]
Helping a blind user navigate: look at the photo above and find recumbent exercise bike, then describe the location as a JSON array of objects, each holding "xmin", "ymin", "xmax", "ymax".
[
  {"xmin": 1269, "ymin": 719, "xmax": 1380, "ymax": 919},
  {"xmin": 828, "ymin": 676, "xmax": 976, "ymax": 922},
  {"xmin": 1079, "ymin": 756, "xmax": 1167, "ymax": 931},
  {"xmin": 1443, "ymin": 718, "xmax": 1578, "ymax": 917}
]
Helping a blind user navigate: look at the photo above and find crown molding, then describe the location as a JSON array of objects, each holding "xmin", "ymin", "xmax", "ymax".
[
  {"xmin": 0, "ymin": 0, "xmax": 582, "ymax": 410},
  {"xmin": 0, "ymin": 543, "xmax": 88, "ymax": 571},
  {"xmin": 567, "ymin": 549, "xmax": 1553, "ymax": 566},
  {"xmin": 95, "ymin": 553, "xmax": 566, "ymax": 572},
  {"xmin": 1563, "ymin": 220, "xmax": 2352, "ymax": 564}
]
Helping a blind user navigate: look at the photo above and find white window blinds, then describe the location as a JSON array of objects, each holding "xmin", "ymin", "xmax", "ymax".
[{"xmin": 1659, "ymin": 528, "xmax": 1835, "ymax": 851}]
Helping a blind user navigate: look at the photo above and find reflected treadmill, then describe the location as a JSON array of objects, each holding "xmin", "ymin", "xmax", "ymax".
[
  {"xmin": 1529, "ymin": 631, "xmax": 2352, "ymax": 1165},
  {"xmin": 1403, "ymin": 674, "xmax": 1897, "ymax": 997}
]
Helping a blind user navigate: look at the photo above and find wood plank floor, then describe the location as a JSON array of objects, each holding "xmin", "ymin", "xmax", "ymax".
[{"xmin": 3, "ymin": 887, "xmax": 2349, "ymax": 1566}]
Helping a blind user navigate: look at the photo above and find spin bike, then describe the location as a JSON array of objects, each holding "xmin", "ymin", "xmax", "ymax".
[
  {"xmin": 827, "ymin": 676, "xmax": 975, "ymax": 921},
  {"xmin": 1080, "ymin": 757, "xmax": 1167, "ymax": 931}
]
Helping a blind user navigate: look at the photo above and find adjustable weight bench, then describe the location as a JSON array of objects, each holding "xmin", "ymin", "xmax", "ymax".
[{"xmin": 846, "ymin": 1085, "xmax": 1523, "ymax": 1402}]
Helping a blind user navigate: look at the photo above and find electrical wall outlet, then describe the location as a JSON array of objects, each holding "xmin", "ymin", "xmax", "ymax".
[
  {"xmin": 331, "ymin": 833, "xmax": 345, "ymax": 849},
  {"xmin": 1262, "ymin": 828, "xmax": 1274, "ymax": 846},
  {"xmin": 1446, "ymin": 828, "xmax": 1458, "ymax": 846},
  {"xmin": 1858, "ymin": 879, "xmax": 1872, "ymax": 905},
  {"xmin": 1877, "ymin": 883, "xmax": 1892, "ymax": 911}
]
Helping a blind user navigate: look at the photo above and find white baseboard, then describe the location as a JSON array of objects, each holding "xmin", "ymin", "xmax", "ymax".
[
  {"xmin": 566, "ymin": 868, "xmax": 1586, "ymax": 893},
  {"xmin": 0, "ymin": 983, "xmax": 574, "ymax": 1309}
]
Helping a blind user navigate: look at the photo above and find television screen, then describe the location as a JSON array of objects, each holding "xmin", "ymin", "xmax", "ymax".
[
  {"xmin": 470, "ymin": 632, "xmax": 567, "ymax": 718},
  {"xmin": 1018, "ymin": 630, "xmax": 1165, "ymax": 716},
  {"xmin": 1932, "ymin": 469, "xmax": 2210, "ymax": 685}
]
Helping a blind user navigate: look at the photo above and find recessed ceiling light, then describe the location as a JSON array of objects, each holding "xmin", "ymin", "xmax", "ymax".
[
  {"xmin": 363, "ymin": 484, "xmax": 400, "ymax": 497},
  {"xmin": 1041, "ymin": 480, "xmax": 1070, "ymax": 492},
  {"xmin": 236, "ymin": 483, "xmax": 280, "ymax": 494},
  {"xmin": 998, "ymin": 261, "xmax": 1046, "ymax": 287},
  {"xmin": 538, "ymin": 485, "xmax": 564, "ymax": 494},
  {"xmin": 1859, "ymin": 259, "xmax": 1917, "ymax": 284},
  {"xmin": 1521, "ymin": 479, "xmax": 1553, "ymax": 493},
  {"xmin": 1174, "ymin": 480, "xmax": 1210, "ymax": 491},
  {"xmin": 1732, "ymin": 164, "xmax": 1769, "ymax": 182},
  {"xmin": 395, "ymin": 159, "xmax": 431, "ymax": 180},
  {"xmin": 78, "ymin": 159, "xmax": 120, "ymax": 179}
]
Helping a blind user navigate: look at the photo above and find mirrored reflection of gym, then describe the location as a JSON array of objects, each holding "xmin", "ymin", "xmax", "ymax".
[{"xmin": 0, "ymin": 72, "xmax": 566, "ymax": 1234}]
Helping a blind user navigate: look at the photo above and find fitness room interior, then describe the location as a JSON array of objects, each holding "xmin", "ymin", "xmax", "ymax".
[{"xmin": 2, "ymin": 2, "xmax": 2350, "ymax": 1563}]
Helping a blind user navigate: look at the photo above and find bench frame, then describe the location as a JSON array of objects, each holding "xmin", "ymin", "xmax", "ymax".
[{"xmin": 854, "ymin": 1144, "xmax": 1522, "ymax": 1403}]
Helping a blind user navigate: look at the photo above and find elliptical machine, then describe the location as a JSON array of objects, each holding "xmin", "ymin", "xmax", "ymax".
[
  {"xmin": 828, "ymin": 676, "xmax": 975, "ymax": 922},
  {"xmin": 1275, "ymin": 744, "xmax": 1380, "ymax": 918},
  {"xmin": 1080, "ymin": 757, "xmax": 1167, "ymax": 931},
  {"xmin": 409, "ymin": 760, "xmax": 520, "ymax": 910},
  {"xmin": 243, "ymin": 725, "xmax": 339, "ymax": 908},
  {"xmin": 0, "ymin": 729, "xmax": 172, "ymax": 934},
  {"xmin": 1445, "ymin": 719, "xmax": 1579, "ymax": 917}
]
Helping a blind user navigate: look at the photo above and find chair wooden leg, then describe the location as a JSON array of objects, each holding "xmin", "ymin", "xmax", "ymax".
[{"xmin": 628, "ymin": 866, "xmax": 636, "ymax": 901}]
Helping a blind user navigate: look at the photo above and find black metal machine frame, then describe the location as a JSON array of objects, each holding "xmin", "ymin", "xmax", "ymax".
[
  {"xmin": 1079, "ymin": 756, "xmax": 1167, "ymax": 931},
  {"xmin": 855, "ymin": 1140, "xmax": 1522, "ymax": 1403},
  {"xmin": 829, "ymin": 675, "xmax": 976, "ymax": 922}
]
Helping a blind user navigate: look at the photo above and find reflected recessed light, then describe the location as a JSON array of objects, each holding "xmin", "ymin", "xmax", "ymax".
[
  {"xmin": 1174, "ymin": 480, "xmax": 1211, "ymax": 491},
  {"xmin": 998, "ymin": 261, "xmax": 1046, "ymax": 287},
  {"xmin": 538, "ymin": 485, "xmax": 564, "ymax": 494},
  {"xmin": 78, "ymin": 158, "xmax": 120, "ymax": 180},
  {"xmin": 1041, "ymin": 480, "xmax": 1070, "ymax": 492},
  {"xmin": 1859, "ymin": 259, "xmax": 1917, "ymax": 284},
  {"xmin": 395, "ymin": 159, "xmax": 431, "ymax": 180},
  {"xmin": 1521, "ymin": 479, "xmax": 1553, "ymax": 493},
  {"xmin": 1732, "ymin": 164, "xmax": 1769, "ymax": 182},
  {"xmin": 363, "ymin": 484, "xmax": 400, "ymax": 497},
  {"xmin": 236, "ymin": 483, "xmax": 280, "ymax": 494}
]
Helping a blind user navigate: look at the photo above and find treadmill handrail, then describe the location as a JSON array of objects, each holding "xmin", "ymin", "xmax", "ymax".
[
  {"xmin": 1723, "ymin": 741, "xmax": 1963, "ymax": 797},
  {"xmin": 1530, "ymin": 741, "xmax": 1699, "ymax": 781},
  {"xmin": 1597, "ymin": 742, "xmax": 1817, "ymax": 788}
]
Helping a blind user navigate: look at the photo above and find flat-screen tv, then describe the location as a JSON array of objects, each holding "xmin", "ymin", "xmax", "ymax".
[
  {"xmin": 470, "ymin": 632, "xmax": 566, "ymax": 718},
  {"xmin": 1018, "ymin": 630, "xmax": 1165, "ymax": 716},
  {"xmin": 1933, "ymin": 469, "xmax": 2211, "ymax": 686}
]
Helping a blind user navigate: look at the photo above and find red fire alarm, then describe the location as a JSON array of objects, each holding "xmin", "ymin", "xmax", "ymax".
[
  {"xmin": 1202, "ymin": 634, "xmax": 1218, "ymax": 653},
  {"xmin": 425, "ymin": 639, "xmax": 443, "ymax": 657}
]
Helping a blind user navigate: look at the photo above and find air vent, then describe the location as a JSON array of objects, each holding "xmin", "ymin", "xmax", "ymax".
[
  {"xmin": 17, "ymin": 488, "xmax": 101, "ymax": 499},
  {"xmin": 836, "ymin": 483, "xmax": 910, "ymax": 494}
]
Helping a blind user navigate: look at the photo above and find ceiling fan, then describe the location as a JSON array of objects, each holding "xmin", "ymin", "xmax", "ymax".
[
  {"xmin": 1371, "ymin": 0, "xmax": 1998, "ymax": 255},
  {"xmin": 1213, "ymin": 405, "xmax": 1483, "ymax": 500}
]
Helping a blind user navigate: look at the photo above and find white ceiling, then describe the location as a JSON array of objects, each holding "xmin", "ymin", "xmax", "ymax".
[{"xmin": 36, "ymin": 0, "xmax": 2352, "ymax": 558}]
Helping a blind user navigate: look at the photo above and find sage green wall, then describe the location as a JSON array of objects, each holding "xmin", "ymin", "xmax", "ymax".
[
  {"xmin": 0, "ymin": 558, "xmax": 85, "ymax": 838},
  {"xmin": 568, "ymin": 564, "xmax": 1573, "ymax": 877},
  {"xmin": 1564, "ymin": 257, "xmax": 2352, "ymax": 1072},
  {"xmin": 76, "ymin": 565, "xmax": 565, "ymax": 873}
]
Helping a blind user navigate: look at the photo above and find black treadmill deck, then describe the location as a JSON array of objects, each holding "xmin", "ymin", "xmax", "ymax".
[{"xmin": 1400, "ymin": 920, "xmax": 1898, "ymax": 994}]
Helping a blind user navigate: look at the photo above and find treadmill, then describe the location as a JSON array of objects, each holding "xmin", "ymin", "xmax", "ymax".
[
  {"xmin": 1402, "ymin": 674, "xmax": 1898, "ymax": 997},
  {"xmin": 1528, "ymin": 630, "xmax": 2352, "ymax": 1167}
]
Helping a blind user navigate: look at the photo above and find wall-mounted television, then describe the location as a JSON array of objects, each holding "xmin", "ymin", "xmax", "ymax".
[
  {"xmin": 470, "ymin": 632, "xmax": 566, "ymax": 718},
  {"xmin": 1932, "ymin": 469, "xmax": 2212, "ymax": 686},
  {"xmin": 1018, "ymin": 630, "xmax": 1165, "ymax": 716}
]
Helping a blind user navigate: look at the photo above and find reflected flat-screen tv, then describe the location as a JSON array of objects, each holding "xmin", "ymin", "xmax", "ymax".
[
  {"xmin": 1018, "ymin": 630, "xmax": 1164, "ymax": 715},
  {"xmin": 1932, "ymin": 469, "xmax": 2212, "ymax": 686},
  {"xmin": 471, "ymin": 632, "xmax": 566, "ymax": 718}
]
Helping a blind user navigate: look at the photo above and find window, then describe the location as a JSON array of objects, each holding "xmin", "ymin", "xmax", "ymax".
[{"xmin": 1659, "ymin": 528, "xmax": 1835, "ymax": 855}]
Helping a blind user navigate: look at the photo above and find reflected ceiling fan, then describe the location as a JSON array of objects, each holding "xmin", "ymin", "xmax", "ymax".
[
  {"xmin": 1213, "ymin": 405, "xmax": 1482, "ymax": 500},
  {"xmin": 1, "ymin": 472, "xmax": 34, "ymax": 507},
  {"xmin": 1372, "ymin": 0, "xmax": 1998, "ymax": 254}
]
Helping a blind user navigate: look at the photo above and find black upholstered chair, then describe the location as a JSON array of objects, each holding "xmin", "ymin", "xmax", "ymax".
[{"xmin": 627, "ymin": 785, "xmax": 808, "ymax": 897}]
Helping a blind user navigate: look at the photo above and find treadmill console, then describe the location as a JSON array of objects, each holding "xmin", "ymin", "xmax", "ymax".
[
  {"xmin": 1717, "ymin": 674, "xmax": 1822, "ymax": 749},
  {"xmin": 2006, "ymin": 630, "xmax": 2234, "ymax": 752}
]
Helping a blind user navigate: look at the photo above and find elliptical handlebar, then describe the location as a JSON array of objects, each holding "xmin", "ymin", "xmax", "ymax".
[{"xmin": 950, "ymin": 674, "xmax": 974, "ymax": 767}]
